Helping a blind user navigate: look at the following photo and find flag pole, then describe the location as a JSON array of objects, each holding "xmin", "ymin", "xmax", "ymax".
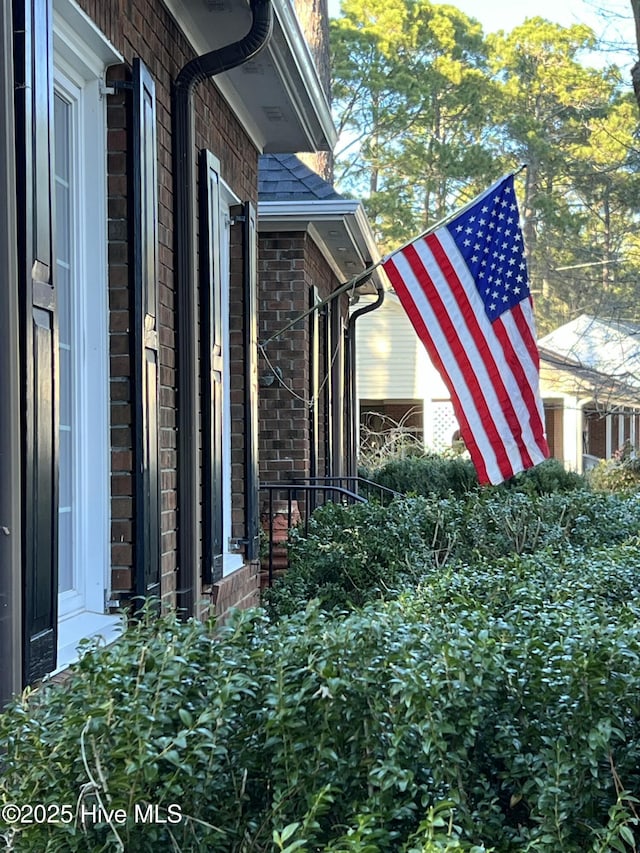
[
  {"xmin": 259, "ymin": 166, "xmax": 526, "ymax": 350},
  {"xmin": 260, "ymin": 267, "xmax": 378, "ymax": 349}
]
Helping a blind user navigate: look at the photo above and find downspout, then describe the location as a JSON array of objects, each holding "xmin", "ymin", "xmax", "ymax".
[
  {"xmin": 330, "ymin": 297, "xmax": 345, "ymax": 477},
  {"xmin": 345, "ymin": 284, "xmax": 385, "ymax": 478},
  {"xmin": 0, "ymin": 0, "xmax": 21, "ymax": 705},
  {"xmin": 173, "ymin": 0, "xmax": 272, "ymax": 616}
]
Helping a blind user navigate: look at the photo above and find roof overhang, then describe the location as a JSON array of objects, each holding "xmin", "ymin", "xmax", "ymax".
[
  {"xmin": 162, "ymin": 0, "xmax": 337, "ymax": 154},
  {"xmin": 539, "ymin": 346, "xmax": 640, "ymax": 407},
  {"xmin": 258, "ymin": 199, "xmax": 389, "ymax": 293}
]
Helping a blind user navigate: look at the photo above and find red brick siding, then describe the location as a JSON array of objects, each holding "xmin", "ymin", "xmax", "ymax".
[
  {"xmin": 258, "ymin": 233, "xmax": 309, "ymax": 484},
  {"xmin": 258, "ymin": 232, "xmax": 342, "ymax": 486},
  {"xmin": 212, "ymin": 562, "xmax": 260, "ymax": 621},
  {"xmin": 106, "ymin": 64, "xmax": 133, "ymax": 595},
  {"xmin": 229, "ymin": 219, "xmax": 247, "ymax": 542}
]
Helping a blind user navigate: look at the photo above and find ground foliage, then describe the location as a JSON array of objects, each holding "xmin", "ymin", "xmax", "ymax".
[
  {"xmin": 264, "ymin": 466, "xmax": 639, "ymax": 616},
  {"xmin": 3, "ymin": 471, "xmax": 640, "ymax": 851},
  {"xmin": 589, "ymin": 446, "xmax": 640, "ymax": 494},
  {"xmin": 358, "ymin": 456, "xmax": 583, "ymax": 500}
]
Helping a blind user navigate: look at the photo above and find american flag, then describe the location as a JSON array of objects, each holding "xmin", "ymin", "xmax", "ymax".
[{"xmin": 382, "ymin": 173, "xmax": 549, "ymax": 485}]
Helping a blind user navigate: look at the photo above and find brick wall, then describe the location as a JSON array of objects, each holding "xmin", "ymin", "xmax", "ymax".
[
  {"xmin": 77, "ymin": 0, "xmax": 260, "ymax": 613},
  {"xmin": 258, "ymin": 231, "xmax": 342, "ymax": 486},
  {"xmin": 258, "ymin": 233, "xmax": 310, "ymax": 483},
  {"xmin": 105, "ymin": 64, "xmax": 134, "ymax": 597}
]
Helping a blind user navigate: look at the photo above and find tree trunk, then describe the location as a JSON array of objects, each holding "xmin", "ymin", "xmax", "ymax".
[
  {"xmin": 633, "ymin": 61, "xmax": 640, "ymax": 114},
  {"xmin": 631, "ymin": 0, "xmax": 640, "ymax": 112}
]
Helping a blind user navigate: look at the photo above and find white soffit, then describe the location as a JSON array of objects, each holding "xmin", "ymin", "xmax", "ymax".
[{"xmin": 162, "ymin": 0, "xmax": 337, "ymax": 154}]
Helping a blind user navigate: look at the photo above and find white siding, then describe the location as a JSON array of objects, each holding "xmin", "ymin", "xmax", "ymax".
[{"xmin": 355, "ymin": 295, "xmax": 446, "ymax": 399}]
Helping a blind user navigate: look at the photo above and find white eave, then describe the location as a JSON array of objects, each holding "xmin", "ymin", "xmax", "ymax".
[
  {"xmin": 162, "ymin": 0, "xmax": 337, "ymax": 154},
  {"xmin": 258, "ymin": 198, "xmax": 389, "ymax": 292}
]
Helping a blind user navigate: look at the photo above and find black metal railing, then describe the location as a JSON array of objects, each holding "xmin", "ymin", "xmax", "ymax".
[
  {"xmin": 301, "ymin": 476, "xmax": 401, "ymax": 507},
  {"xmin": 258, "ymin": 477, "xmax": 401, "ymax": 587}
]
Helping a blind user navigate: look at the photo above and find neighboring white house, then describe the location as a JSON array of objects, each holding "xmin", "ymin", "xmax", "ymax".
[
  {"xmin": 538, "ymin": 315, "xmax": 640, "ymax": 471},
  {"xmin": 355, "ymin": 300, "xmax": 640, "ymax": 474}
]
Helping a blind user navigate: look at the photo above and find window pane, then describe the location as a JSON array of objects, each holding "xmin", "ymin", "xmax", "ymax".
[
  {"xmin": 58, "ymin": 509, "xmax": 73, "ymax": 594},
  {"xmin": 57, "ymin": 262, "xmax": 70, "ymax": 346},
  {"xmin": 59, "ymin": 427, "xmax": 72, "ymax": 509},
  {"xmin": 59, "ymin": 346, "xmax": 72, "ymax": 427},
  {"xmin": 54, "ymin": 94, "xmax": 70, "ymax": 183},
  {"xmin": 54, "ymin": 91, "xmax": 74, "ymax": 600}
]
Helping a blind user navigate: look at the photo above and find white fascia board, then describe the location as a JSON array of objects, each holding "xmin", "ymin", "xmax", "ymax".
[
  {"xmin": 258, "ymin": 198, "xmax": 361, "ymax": 222},
  {"xmin": 350, "ymin": 203, "xmax": 384, "ymax": 266},
  {"xmin": 269, "ymin": 0, "xmax": 337, "ymax": 151}
]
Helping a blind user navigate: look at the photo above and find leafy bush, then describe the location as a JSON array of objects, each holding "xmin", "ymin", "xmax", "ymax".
[
  {"xmin": 360, "ymin": 455, "xmax": 584, "ymax": 501},
  {"xmin": 4, "ymin": 549, "xmax": 640, "ymax": 852},
  {"xmin": 0, "ymin": 604, "xmax": 490, "ymax": 853},
  {"xmin": 359, "ymin": 452, "xmax": 478, "ymax": 499},
  {"xmin": 262, "ymin": 497, "xmax": 459, "ymax": 617},
  {"xmin": 589, "ymin": 451, "xmax": 640, "ymax": 494},
  {"xmin": 264, "ymin": 490, "xmax": 640, "ymax": 618},
  {"xmin": 498, "ymin": 457, "xmax": 585, "ymax": 495},
  {"xmin": 461, "ymin": 488, "xmax": 640, "ymax": 559}
]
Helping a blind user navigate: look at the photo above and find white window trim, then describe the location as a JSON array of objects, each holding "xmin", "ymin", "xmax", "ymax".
[
  {"xmin": 220, "ymin": 183, "xmax": 244, "ymax": 578},
  {"xmin": 53, "ymin": 0, "xmax": 122, "ymax": 665},
  {"xmin": 54, "ymin": 74, "xmax": 83, "ymax": 618}
]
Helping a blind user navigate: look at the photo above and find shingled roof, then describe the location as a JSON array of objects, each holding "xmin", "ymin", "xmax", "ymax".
[{"xmin": 258, "ymin": 153, "xmax": 343, "ymax": 201}]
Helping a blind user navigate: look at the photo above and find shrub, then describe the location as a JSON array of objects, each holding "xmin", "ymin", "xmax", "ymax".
[
  {"xmin": 262, "ymin": 498, "xmax": 458, "ymax": 617},
  {"xmin": 0, "ymin": 604, "xmax": 491, "ymax": 853},
  {"xmin": 460, "ymin": 488, "xmax": 640, "ymax": 560},
  {"xmin": 589, "ymin": 451, "xmax": 640, "ymax": 494},
  {"xmin": 499, "ymin": 457, "xmax": 586, "ymax": 495},
  {"xmin": 264, "ymin": 490, "xmax": 640, "ymax": 618},
  {"xmin": 359, "ymin": 453, "xmax": 478, "ymax": 499},
  {"xmin": 360, "ymin": 455, "xmax": 585, "ymax": 501},
  {"xmin": 3, "ymin": 552, "xmax": 640, "ymax": 852}
]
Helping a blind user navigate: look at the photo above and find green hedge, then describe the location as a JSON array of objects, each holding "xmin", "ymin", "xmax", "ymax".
[
  {"xmin": 359, "ymin": 452, "xmax": 479, "ymax": 499},
  {"xmin": 263, "ymin": 490, "xmax": 640, "ymax": 617},
  {"xmin": 359, "ymin": 456, "xmax": 584, "ymax": 500},
  {"xmin": 4, "ymin": 478, "xmax": 640, "ymax": 852},
  {"xmin": 3, "ymin": 546, "xmax": 640, "ymax": 851}
]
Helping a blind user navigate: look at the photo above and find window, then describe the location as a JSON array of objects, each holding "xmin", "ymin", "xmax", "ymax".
[
  {"xmin": 220, "ymin": 185, "xmax": 243, "ymax": 576},
  {"xmin": 200, "ymin": 150, "xmax": 245, "ymax": 581},
  {"xmin": 53, "ymin": 0, "xmax": 122, "ymax": 668}
]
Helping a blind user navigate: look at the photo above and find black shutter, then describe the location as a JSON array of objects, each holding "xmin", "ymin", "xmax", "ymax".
[
  {"xmin": 243, "ymin": 202, "xmax": 260, "ymax": 561},
  {"xmin": 199, "ymin": 150, "xmax": 223, "ymax": 584},
  {"xmin": 132, "ymin": 59, "xmax": 161, "ymax": 599},
  {"xmin": 14, "ymin": 0, "xmax": 58, "ymax": 683}
]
